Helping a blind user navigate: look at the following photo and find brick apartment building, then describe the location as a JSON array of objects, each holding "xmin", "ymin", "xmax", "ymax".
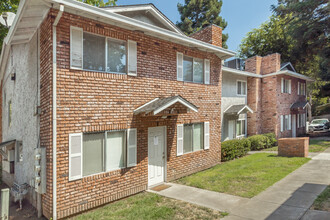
[
  {"xmin": 221, "ymin": 54, "xmax": 313, "ymax": 141},
  {"xmin": 0, "ymin": 1, "xmax": 235, "ymax": 219}
]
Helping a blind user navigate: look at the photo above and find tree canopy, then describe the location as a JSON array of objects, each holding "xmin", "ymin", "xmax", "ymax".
[
  {"xmin": 239, "ymin": 0, "xmax": 330, "ymax": 115},
  {"xmin": 177, "ymin": 0, "xmax": 228, "ymax": 48}
]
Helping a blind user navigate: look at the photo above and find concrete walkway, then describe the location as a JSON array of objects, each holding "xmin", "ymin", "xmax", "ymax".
[{"xmin": 149, "ymin": 149, "xmax": 330, "ymax": 220}]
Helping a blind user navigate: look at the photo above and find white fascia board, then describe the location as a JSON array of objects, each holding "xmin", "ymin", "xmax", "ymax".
[
  {"xmin": 153, "ymin": 98, "xmax": 198, "ymax": 115},
  {"xmin": 237, "ymin": 105, "xmax": 254, "ymax": 114},
  {"xmin": 133, "ymin": 98, "xmax": 159, "ymax": 113},
  {"xmin": 266, "ymin": 70, "xmax": 314, "ymax": 82},
  {"xmin": 0, "ymin": 0, "xmax": 28, "ymax": 80},
  {"xmin": 103, "ymin": 5, "xmax": 184, "ymax": 35},
  {"xmin": 223, "ymin": 105, "xmax": 233, "ymax": 113},
  {"xmin": 222, "ymin": 66, "xmax": 261, "ymax": 78},
  {"xmin": 52, "ymin": 0, "xmax": 236, "ymax": 59}
]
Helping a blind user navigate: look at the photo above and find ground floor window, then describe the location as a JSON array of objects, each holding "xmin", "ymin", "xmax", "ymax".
[
  {"xmin": 297, "ymin": 113, "xmax": 306, "ymax": 128},
  {"xmin": 69, "ymin": 129, "xmax": 137, "ymax": 180},
  {"xmin": 236, "ymin": 119, "xmax": 246, "ymax": 137},
  {"xmin": 281, "ymin": 115, "xmax": 291, "ymax": 131},
  {"xmin": 183, "ymin": 123, "xmax": 204, "ymax": 154}
]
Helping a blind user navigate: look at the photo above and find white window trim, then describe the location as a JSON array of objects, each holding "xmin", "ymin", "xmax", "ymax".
[
  {"xmin": 182, "ymin": 55, "xmax": 205, "ymax": 84},
  {"xmin": 72, "ymin": 128, "xmax": 137, "ymax": 179},
  {"xmin": 236, "ymin": 80, "xmax": 247, "ymax": 96},
  {"xmin": 281, "ymin": 78, "xmax": 291, "ymax": 94},
  {"xmin": 236, "ymin": 118, "xmax": 247, "ymax": 138},
  {"xmin": 105, "ymin": 130, "xmax": 127, "ymax": 172},
  {"xmin": 70, "ymin": 27, "xmax": 130, "ymax": 75},
  {"xmin": 180, "ymin": 122, "xmax": 207, "ymax": 155}
]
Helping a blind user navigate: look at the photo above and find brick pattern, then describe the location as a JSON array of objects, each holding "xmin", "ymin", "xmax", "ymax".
[
  {"xmin": 190, "ymin": 25, "xmax": 222, "ymax": 47},
  {"xmin": 39, "ymin": 13, "xmax": 54, "ymax": 219},
  {"xmin": 278, "ymin": 137, "xmax": 309, "ymax": 157},
  {"xmin": 40, "ymin": 9, "xmax": 223, "ymax": 219},
  {"xmin": 246, "ymin": 53, "xmax": 307, "ymax": 138}
]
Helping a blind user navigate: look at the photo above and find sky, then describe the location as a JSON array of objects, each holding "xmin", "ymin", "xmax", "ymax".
[{"xmin": 116, "ymin": 0, "xmax": 277, "ymax": 52}]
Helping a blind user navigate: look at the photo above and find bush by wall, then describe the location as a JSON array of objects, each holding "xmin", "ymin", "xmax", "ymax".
[
  {"xmin": 221, "ymin": 133, "xmax": 277, "ymax": 162},
  {"xmin": 221, "ymin": 138, "xmax": 251, "ymax": 161}
]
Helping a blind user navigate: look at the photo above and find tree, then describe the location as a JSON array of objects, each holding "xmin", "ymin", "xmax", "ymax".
[
  {"xmin": 77, "ymin": 0, "xmax": 117, "ymax": 7},
  {"xmin": 239, "ymin": 15, "xmax": 294, "ymax": 63},
  {"xmin": 177, "ymin": 0, "xmax": 228, "ymax": 48},
  {"xmin": 0, "ymin": 0, "xmax": 19, "ymax": 54}
]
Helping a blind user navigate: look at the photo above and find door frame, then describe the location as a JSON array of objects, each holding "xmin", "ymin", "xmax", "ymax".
[
  {"xmin": 292, "ymin": 114, "xmax": 296, "ymax": 137},
  {"xmin": 147, "ymin": 126, "xmax": 167, "ymax": 187}
]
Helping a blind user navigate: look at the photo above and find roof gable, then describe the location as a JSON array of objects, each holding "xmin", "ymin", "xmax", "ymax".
[
  {"xmin": 102, "ymin": 4, "xmax": 184, "ymax": 35},
  {"xmin": 280, "ymin": 62, "xmax": 296, "ymax": 72}
]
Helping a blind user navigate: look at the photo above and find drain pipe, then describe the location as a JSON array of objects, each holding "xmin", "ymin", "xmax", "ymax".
[{"xmin": 52, "ymin": 4, "xmax": 64, "ymax": 220}]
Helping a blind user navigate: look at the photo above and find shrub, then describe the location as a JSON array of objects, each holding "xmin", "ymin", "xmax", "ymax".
[
  {"xmin": 221, "ymin": 138, "xmax": 251, "ymax": 161},
  {"xmin": 263, "ymin": 133, "xmax": 277, "ymax": 147},
  {"xmin": 248, "ymin": 135, "xmax": 268, "ymax": 150}
]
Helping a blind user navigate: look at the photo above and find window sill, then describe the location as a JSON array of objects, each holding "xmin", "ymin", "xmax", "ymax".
[
  {"xmin": 70, "ymin": 67, "xmax": 128, "ymax": 75},
  {"xmin": 180, "ymin": 148, "xmax": 206, "ymax": 156}
]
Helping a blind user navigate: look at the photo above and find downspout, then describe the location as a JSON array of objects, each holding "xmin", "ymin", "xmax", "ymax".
[{"xmin": 52, "ymin": 5, "xmax": 64, "ymax": 220}]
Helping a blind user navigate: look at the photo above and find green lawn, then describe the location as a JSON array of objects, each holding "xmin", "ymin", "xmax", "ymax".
[
  {"xmin": 262, "ymin": 139, "xmax": 330, "ymax": 153},
  {"xmin": 311, "ymin": 185, "xmax": 330, "ymax": 212},
  {"xmin": 175, "ymin": 153, "xmax": 310, "ymax": 198},
  {"xmin": 72, "ymin": 192, "xmax": 228, "ymax": 220}
]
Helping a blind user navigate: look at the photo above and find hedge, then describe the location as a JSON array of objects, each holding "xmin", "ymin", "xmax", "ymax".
[
  {"xmin": 221, "ymin": 138, "xmax": 251, "ymax": 161},
  {"xmin": 221, "ymin": 133, "xmax": 277, "ymax": 161}
]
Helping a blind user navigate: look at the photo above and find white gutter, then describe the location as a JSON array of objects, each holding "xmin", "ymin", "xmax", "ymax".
[
  {"xmin": 265, "ymin": 70, "xmax": 314, "ymax": 82},
  {"xmin": 52, "ymin": 4, "xmax": 64, "ymax": 220},
  {"xmin": 222, "ymin": 66, "xmax": 262, "ymax": 78},
  {"xmin": 51, "ymin": 0, "xmax": 236, "ymax": 59}
]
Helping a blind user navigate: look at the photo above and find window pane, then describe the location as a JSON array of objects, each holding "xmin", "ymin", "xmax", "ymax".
[
  {"xmin": 83, "ymin": 133, "xmax": 104, "ymax": 176},
  {"xmin": 193, "ymin": 58, "xmax": 203, "ymax": 83},
  {"xmin": 236, "ymin": 121, "xmax": 242, "ymax": 136},
  {"xmin": 183, "ymin": 56, "xmax": 193, "ymax": 82},
  {"xmin": 242, "ymin": 82, "xmax": 246, "ymax": 95},
  {"xmin": 237, "ymin": 81, "xmax": 241, "ymax": 94},
  {"xmin": 83, "ymin": 33, "xmax": 105, "ymax": 71},
  {"xmin": 242, "ymin": 120, "xmax": 246, "ymax": 135},
  {"xmin": 183, "ymin": 124, "xmax": 193, "ymax": 153},
  {"xmin": 193, "ymin": 123, "xmax": 203, "ymax": 151},
  {"xmin": 107, "ymin": 39, "xmax": 126, "ymax": 73},
  {"xmin": 107, "ymin": 131, "xmax": 126, "ymax": 170}
]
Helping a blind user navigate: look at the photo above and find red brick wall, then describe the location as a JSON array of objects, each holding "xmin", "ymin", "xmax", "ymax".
[
  {"xmin": 278, "ymin": 137, "xmax": 309, "ymax": 157},
  {"xmin": 39, "ymin": 13, "xmax": 54, "ymax": 219},
  {"xmin": 41, "ymin": 10, "xmax": 223, "ymax": 219},
  {"xmin": 276, "ymin": 75, "xmax": 307, "ymax": 138},
  {"xmin": 190, "ymin": 25, "xmax": 222, "ymax": 47},
  {"xmin": 246, "ymin": 53, "xmax": 307, "ymax": 138}
]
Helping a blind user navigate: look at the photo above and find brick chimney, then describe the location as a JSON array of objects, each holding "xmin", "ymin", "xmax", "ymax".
[
  {"xmin": 245, "ymin": 53, "xmax": 281, "ymax": 75},
  {"xmin": 246, "ymin": 53, "xmax": 282, "ymax": 137},
  {"xmin": 190, "ymin": 24, "xmax": 222, "ymax": 47}
]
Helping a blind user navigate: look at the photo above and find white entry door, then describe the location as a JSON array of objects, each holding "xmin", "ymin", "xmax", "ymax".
[
  {"xmin": 148, "ymin": 126, "xmax": 165, "ymax": 187},
  {"xmin": 228, "ymin": 120, "xmax": 235, "ymax": 140},
  {"xmin": 292, "ymin": 114, "xmax": 296, "ymax": 137}
]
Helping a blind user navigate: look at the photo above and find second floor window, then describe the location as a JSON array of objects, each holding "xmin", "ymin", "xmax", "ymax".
[
  {"xmin": 298, "ymin": 82, "xmax": 306, "ymax": 96},
  {"xmin": 70, "ymin": 26, "xmax": 137, "ymax": 76},
  {"xmin": 183, "ymin": 56, "xmax": 204, "ymax": 83},
  {"xmin": 237, "ymin": 80, "xmax": 247, "ymax": 96},
  {"xmin": 177, "ymin": 52, "xmax": 210, "ymax": 84},
  {"xmin": 281, "ymin": 78, "xmax": 291, "ymax": 94}
]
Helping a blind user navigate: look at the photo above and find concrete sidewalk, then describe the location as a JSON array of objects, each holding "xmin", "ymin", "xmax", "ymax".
[{"xmin": 149, "ymin": 149, "xmax": 330, "ymax": 220}]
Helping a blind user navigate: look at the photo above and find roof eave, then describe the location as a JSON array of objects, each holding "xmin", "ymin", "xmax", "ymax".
[
  {"xmin": 222, "ymin": 66, "xmax": 262, "ymax": 78},
  {"xmin": 267, "ymin": 70, "xmax": 314, "ymax": 82},
  {"xmin": 52, "ymin": 0, "xmax": 235, "ymax": 59}
]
